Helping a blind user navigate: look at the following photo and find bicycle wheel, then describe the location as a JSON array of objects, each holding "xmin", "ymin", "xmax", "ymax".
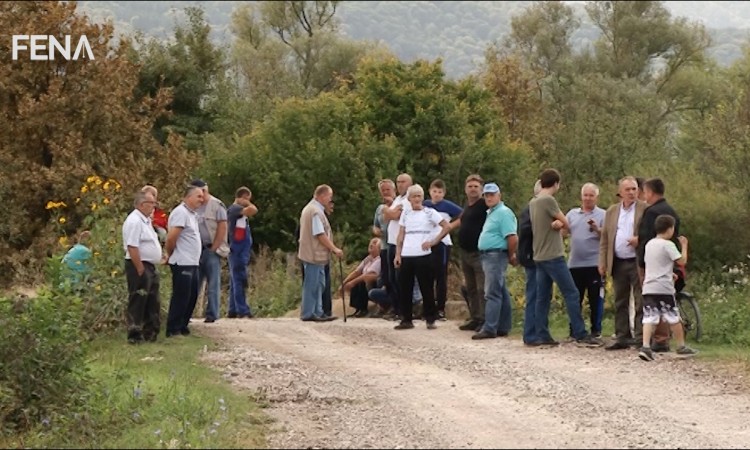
[{"xmin": 677, "ymin": 292, "xmax": 702, "ymax": 342}]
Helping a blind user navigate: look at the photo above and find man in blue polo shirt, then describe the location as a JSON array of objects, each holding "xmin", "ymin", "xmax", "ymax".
[{"xmin": 472, "ymin": 183, "xmax": 518, "ymax": 340}]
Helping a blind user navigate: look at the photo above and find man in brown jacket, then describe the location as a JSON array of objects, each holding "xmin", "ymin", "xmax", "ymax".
[
  {"xmin": 298, "ymin": 184, "xmax": 343, "ymax": 322},
  {"xmin": 599, "ymin": 176, "xmax": 648, "ymax": 350}
]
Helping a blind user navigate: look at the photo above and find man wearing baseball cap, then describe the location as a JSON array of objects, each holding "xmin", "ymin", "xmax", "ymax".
[{"xmin": 472, "ymin": 183, "xmax": 517, "ymax": 340}]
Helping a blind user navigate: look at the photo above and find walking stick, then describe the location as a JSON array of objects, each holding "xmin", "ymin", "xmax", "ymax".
[{"xmin": 339, "ymin": 256, "xmax": 347, "ymax": 323}]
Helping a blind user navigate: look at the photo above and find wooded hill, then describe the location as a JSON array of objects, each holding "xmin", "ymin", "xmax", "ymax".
[{"xmin": 79, "ymin": 1, "xmax": 750, "ymax": 78}]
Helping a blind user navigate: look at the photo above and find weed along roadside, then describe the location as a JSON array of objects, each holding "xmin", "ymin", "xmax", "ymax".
[{"xmin": 1, "ymin": 333, "xmax": 267, "ymax": 449}]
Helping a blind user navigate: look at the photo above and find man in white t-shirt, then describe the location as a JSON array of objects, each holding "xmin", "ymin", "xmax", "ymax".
[
  {"xmin": 123, "ymin": 191, "xmax": 164, "ymax": 344},
  {"xmin": 382, "ymin": 173, "xmax": 413, "ymax": 320},
  {"xmin": 165, "ymin": 185, "xmax": 204, "ymax": 338}
]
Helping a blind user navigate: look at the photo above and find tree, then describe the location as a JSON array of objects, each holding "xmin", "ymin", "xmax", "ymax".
[
  {"xmin": 134, "ymin": 6, "xmax": 226, "ymax": 150},
  {"xmin": 0, "ymin": 1, "xmax": 197, "ymax": 286}
]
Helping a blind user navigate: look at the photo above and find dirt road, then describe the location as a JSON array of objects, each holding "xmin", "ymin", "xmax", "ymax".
[{"xmin": 198, "ymin": 318, "xmax": 750, "ymax": 449}]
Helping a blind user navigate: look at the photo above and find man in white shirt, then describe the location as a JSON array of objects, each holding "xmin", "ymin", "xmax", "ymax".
[
  {"xmin": 599, "ymin": 176, "xmax": 647, "ymax": 350},
  {"xmin": 165, "ymin": 185, "xmax": 204, "ymax": 337},
  {"xmin": 382, "ymin": 173, "xmax": 413, "ymax": 320},
  {"xmin": 123, "ymin": 191, "xmax": 164, "ymax": 344}
]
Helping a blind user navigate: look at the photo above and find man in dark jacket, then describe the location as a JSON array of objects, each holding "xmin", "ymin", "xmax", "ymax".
[{"xmin": 637, "ymin": 177, "xmax": 681, "ymax": 352}]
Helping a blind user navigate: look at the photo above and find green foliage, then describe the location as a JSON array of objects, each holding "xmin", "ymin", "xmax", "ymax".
[
  {"xmin": 133, "ymin": 6, "xmax": 226, "ymax": 149},
  {"xmin": 249, "ymin": 247, "xmax": 303, "ymax": 317},
  {"xmin": 684, "ymin": 268, "xmax": 750, "ymax": 346},
  {"xmin": 11, "ymin": 336, "xmax": 266, "ymax": 449},
  {"xmin": 0, "ymin": 290, "xmax": 89, "ymax": 433}
]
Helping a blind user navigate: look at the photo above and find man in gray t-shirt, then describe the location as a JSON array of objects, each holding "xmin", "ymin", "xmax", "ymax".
[
  {"xmin": 527, "ymin": 169, "xmax": 602, "ymax": 347},
  {"xmin": 165, "ymin": 185, "xmax": 204, "ymax": 338}
]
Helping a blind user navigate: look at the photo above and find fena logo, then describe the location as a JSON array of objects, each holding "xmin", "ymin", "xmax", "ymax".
[{"xmin": 12, "ymin": 35, "xmax": 95, "ymax": 61}]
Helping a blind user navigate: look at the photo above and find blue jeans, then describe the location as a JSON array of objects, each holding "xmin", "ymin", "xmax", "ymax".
[
  {"xmin": 480, "ymin": 251, "xmax": 512, "ymax": 336},
  {"xmin": 228, "ymin": 240, "xmax": 252, "ymax": 317},
  {"xmin": 535, "ymin": 257, "xmax": 589, "ymax": 341},
  {"xmin": 199, "ymin": 248, "xmax": 222, "ymax": 320},
  {"xmin": 368, "ymin": 287, "xmax": 391, "ymax": 306},
  {"xmin": 523, "ymin": 265, "xmax": 541, "ymax": 343},
  {"xmin": 301, "ymin": 262, "xmax": 325, "ymax": 319}
]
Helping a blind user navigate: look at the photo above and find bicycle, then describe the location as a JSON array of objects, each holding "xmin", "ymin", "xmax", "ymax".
[{"xmin": 676, "ymin": 290, "xmax": 702, "ymax": 342}]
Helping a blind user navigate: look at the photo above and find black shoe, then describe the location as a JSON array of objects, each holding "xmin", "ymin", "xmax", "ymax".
[
  {"xmin": 301, "ymin": 316, "xmax": 327, "ymax": 322},
  {"xmin": 239, "ymin": 313, "xmax": 254, "ymax": 319},
  {"xmin": 227, "ymin": 312, "xmax": 238, "ymax": 319},
  {"xmin": 475, "ymin": 322, "xmax": 485, "ymax": 332},
  {"xmin": 459, "ymin": 320, "xmax": 480, "ymax": 331},
  {"xmin": 355, "ymin": 310, "xmax": 369, "ymax": 318},
  {"xmin": 525, "ymin": 339, "xmax": 560, "ymax": 347},
  {"xmin": 321, "ymin": 315, "xmax": 338, "ymax": 322},
  {"xmin": 605, "ymin": 341, "xmax": 630, "ymax": 351},
  {"xmin": 394, "ymin": 321, "xmax": 415, "ymax": 330},
  {"xmin": 128, "ymin": 336, "xmax": 144, "ymax": 345},
  {"xmin": 576, "ymin": 335, "xmax": 604, "ymax": 348},
  {"xmin": 497, "ymin": 331, "xmax": 509, "ymax": 337},
  {"xmin": 638, "ymin": 346, "xmax": 655, "ymax": 361},
  {"xmin": 426, "ymin": 321, "xmax": 437, "ymax": 330},
  {"xmin": 472, "ymin": 330, "xmax": 496, "ymax": 340},
  {"xmin": 180, "ymin": 328, "xmax": 190, "ymax": 336},
  {"xmin": 652, "ymin": 342, "xmax": 671, "ymax": 353},
  {"xmin": 204, "ymin": 317, "xmax": 216, "ymax": 323},
  {"xmin": 143, "ymin": 334, "xmax": 157, "ymax": 343}
]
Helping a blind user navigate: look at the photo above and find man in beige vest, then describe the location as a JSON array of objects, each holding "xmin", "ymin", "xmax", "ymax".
[
  {"xmin": 298, "ymin": 184, "xmax": 343, "ymax": 321},
  {"xmin": 599, "ymin": 176, "xmax": 647, "ymax": 350}
]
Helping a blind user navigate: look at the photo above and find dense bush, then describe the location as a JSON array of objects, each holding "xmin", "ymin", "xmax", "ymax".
[{"xmin": 0, "ymin": 290, "xmax": 89, "ymax": 433}]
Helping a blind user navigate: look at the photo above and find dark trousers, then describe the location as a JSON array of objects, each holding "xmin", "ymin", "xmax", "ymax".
[
  {"xmin": 349, "ymin": 282, "xmax": 370, "ymax": 311},
  {"xmin": 431, "ymin": 243, "xmax": 451, "ymax": 312},
  {"xmin": 125, "ymin": 260, "xmax": 160, "ymax": 340},
  {"xmin": 461, "ymin": 250, "xmax": 485, "ymax": 322},
  {"xmin": 166, "ymin": 264, "xmax": 199, "ymax": 336},
  {"xmin": 323, "ymin": 264, "xmax": 332, "ymax": 316},
  {"xmin": 301, "ymin": 262, "xmax": 332, "ymax": 316},
  {"xmin": 399, "ymin": 255, "xmax": 436, "ymax": 323},
  {"xmin": 569, "ymin": 266, "xmax": 604, "ymax": 335},
  {"xmin": 387, "ymin": 244, "xmax": 400, "ymax": 315},
  {"xmin": 612, "ymin": 258, "xmax": 643, "ymax": 342}
]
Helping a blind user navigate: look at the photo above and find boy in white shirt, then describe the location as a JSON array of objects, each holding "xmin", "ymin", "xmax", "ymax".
[{"xmin": 638, "ymin": 214, "xmax": 697, "ymax": 361}]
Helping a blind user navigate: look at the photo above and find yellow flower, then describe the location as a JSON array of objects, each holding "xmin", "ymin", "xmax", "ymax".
[
  {"xmin": 95, "ymin": 285, "xmax": 102, "ymax": 291},
  {"xmin": 81, "ymin": 185, "xmax": 89, "ymax": 193},
  {"xmin": 94, "ymin": 252, "xmax": 100, "ymax": 257},
  {"xmin": 91, "ymin": 202, "xmax": 98, "ymax": 211},
  {"xmin": 114, "ymin": 182, "xmax": 122, "ymax": 191},
  {"xmin": 94, "ymin": 178, "xmax": 102, "ymax": 185},
  {"xmin": 58, "ymin": 236, "xmax": 69, "ymax": 246},
  {"xmin": 87, "ymin": 176, "xmax": 96, "ymax": 183},
  {"xmin": 110, "ymin": 270, "xmax": 118, "ymax": 277},
  {"xmin": 75, "ymin": 197, "xmax": 80, "ymax": 204},
  {"xmin": 103, "ymin": 181, "xmax": 110, "ymax": 191},
  {"xmin": 46, "ymin": 201, "xmax": 55, "ymax": 210},
  {"xmin": 103, "ymin": 197, "xmax": 110, "ymax": 205},
  {"xmin": 58, "ymin": 217, "xmax": 66, "ymax": 224}
]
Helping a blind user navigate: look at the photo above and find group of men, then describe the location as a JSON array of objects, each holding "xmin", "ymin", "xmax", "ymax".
[
  {"xmin": 298, "ymin": 169, "xmax": 689, "ymax": 354},
  {"xmin": 121, "ymin": 181, "xmax": 258, "ymax": 344}
]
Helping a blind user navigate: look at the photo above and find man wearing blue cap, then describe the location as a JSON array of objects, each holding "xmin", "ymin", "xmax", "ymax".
[{"xmin": 472, "ymin": 183, "xmax": 517, "ymax": 340}]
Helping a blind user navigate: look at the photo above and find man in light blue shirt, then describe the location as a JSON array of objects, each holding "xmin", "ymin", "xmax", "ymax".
[
  {"xmin": 472, "ymin": 183, "xmax": 518, "ymax": 340},
  {"xmin": 565, "ymin": 182, "xmax": 606, "ymax": 338}
]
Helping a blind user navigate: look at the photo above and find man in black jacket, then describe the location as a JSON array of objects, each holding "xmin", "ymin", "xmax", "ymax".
[
  {"xmin": 456, "ymin": 174, "xmax": 488, "ymax": 331},
  {"xmin": 519, "ymin": 180, "xmax": 544, "ymax": 345},
  {"xmin": 637, "ymin": 177, "xmax": 680, "ymax": 352}
]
